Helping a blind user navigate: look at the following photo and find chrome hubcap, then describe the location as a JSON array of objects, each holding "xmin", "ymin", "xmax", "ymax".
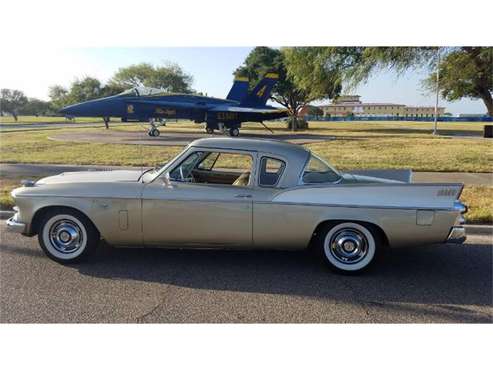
[
  {"xmin": 49, "ymin": 219, "xmax": 84, "ymax": 254},
  {"xmin": 329, "ymin": 228, "xmax": 368, "ymax": 264}
]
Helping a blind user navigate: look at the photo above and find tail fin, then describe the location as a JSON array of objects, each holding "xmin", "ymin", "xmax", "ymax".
[
  {"xmin": 240, "ymin": 72, "xmax": 279, "ymax": 107},
  {"xmin": 226, "ymin": 76, "xmax": 250, "ymax": 102}
]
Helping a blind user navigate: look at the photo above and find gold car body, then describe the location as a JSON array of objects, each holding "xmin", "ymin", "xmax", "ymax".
[{"xmin": 7, "ymin": 138, "xmax": 466, "ymax": 248}]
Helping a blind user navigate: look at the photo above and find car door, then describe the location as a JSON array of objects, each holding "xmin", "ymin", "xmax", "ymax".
[
  {"xmin": 251, "ymin": 155, "xmax": 306, "ymax": 249},
  {"xmin": 141, "ymin": 149, "xmax": 255, "ymax": 247}
]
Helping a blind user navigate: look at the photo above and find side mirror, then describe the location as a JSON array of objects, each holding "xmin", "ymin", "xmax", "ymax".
[{"xmin": 161, "ymin": 172, "xmax": 173, "ymax": 188}]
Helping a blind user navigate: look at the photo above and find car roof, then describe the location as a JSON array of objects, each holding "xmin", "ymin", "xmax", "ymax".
[{"xmin": 190, "ymin": 137, "xmax": 309, "ymax": 158}]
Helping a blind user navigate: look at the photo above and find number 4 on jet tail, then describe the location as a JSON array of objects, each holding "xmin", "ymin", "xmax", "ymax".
[{"xmin": 59, "ymin": 73, "xmax": 289, "ymax": 137}]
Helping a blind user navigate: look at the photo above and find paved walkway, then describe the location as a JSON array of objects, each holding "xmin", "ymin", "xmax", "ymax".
[
  {"xmin": 1, "ymin": 163, "xmax": 491, "ymax": 185},
  {"xmin": 48, "ymin": 130, "xmax": 336, "ymax": 146}
]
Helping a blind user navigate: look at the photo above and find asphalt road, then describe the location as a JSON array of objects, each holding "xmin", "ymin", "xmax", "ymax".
[
  {"xmin": 0, "ymin": 224, "xmax": 491, "ymax": 323},
  {"xmin": 48, "ymin": 130, "xmax": 336, "ymax": 146}
]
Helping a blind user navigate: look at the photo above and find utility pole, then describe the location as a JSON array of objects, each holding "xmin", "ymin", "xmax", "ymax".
[{"xmin": 433, "ymin": 47, "xmax": 441, "ymax": 135}]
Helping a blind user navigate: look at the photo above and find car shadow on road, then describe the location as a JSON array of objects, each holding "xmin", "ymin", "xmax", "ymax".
[{"xmin": 72, "ymin": 242, "xmax": 492, "ymax": 311}]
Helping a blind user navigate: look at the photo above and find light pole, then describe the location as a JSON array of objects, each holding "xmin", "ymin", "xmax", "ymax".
[{"xmin": 433, "ymin": 47, "xmax": 441, "ymax": 135}]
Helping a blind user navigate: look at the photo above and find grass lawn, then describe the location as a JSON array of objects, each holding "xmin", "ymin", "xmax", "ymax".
[
  {"xmin": 0, "ymin": 119, "xmax": 491, "ymax": 223},
  {"xmin": 460, "ymin": 186, "xmax": 493, "ymax": 224},
  {"xmin": 1, "ymin": 120, "xmax": 491, "ymax": 171}
]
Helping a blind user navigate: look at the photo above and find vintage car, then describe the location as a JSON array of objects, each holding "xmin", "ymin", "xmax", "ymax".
[{"xmin": 6, "ymin": 137, "xmax": 467, "ymax": 273}]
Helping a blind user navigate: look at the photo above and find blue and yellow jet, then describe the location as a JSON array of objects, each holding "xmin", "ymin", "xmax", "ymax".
[{"xmin": 60, "ymin": 73, "xmax": 288, "ymax": 137}]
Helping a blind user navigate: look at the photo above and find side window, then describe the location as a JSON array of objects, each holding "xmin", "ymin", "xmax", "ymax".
[
  {"xmin": 168, "ymin": 150, "xmax": 253, "ymax": 186},
  {"xmin": 259, "ymin": 157, "xmax": 285, "ymax": 187},
  {"xmin": 197, "ymin": 152, "xmax": 219, "ymax": 170},
  {"xmin": 168, "ymin": 151, "xmax": 204, "ymax": 181},
  {"xmin": 211, "ymin": 153, "xmax": 252, "ymax": 172}
]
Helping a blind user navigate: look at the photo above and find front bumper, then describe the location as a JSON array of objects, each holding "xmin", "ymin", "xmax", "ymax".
[
  {"xmin": 5, "ymin": 215, "xmax": 27, "ymax": 234},
  {"xmin": 447, "ymin": 226, "xmax": 466, "ymax": 244}
]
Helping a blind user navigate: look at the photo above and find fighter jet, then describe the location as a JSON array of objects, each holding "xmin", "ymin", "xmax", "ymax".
[{"xmin": 60, "ymin": 73, "xmax": 289, "ymax": 137}]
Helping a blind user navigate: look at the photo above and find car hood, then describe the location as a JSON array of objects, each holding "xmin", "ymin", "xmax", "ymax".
[{"xmin": 36, "ymin": 170, "xmax": 143, "ymax": 185}]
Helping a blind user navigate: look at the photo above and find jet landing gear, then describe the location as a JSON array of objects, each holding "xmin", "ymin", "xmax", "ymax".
[
  {"xmin": 148, "ymin": 127, "xmax": 160, "ymax": 137},
  {"xmin": 147, "ymin": 118, "xmax": 165, "ymax": 137},
  {"xmin": 205, "ymin": 123, "xmax": 240, "ymax": 137}
]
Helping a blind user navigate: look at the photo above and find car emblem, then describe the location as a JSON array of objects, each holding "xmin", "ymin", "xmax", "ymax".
[{"xmin": 437, "ymin": 188, "xmax": 457, "ymax": 197}]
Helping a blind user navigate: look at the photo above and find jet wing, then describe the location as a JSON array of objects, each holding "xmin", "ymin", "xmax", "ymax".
[
  {"xmin": 126, "ymin": 99, "xmax": 201, "ymax": 110},
  {"xmin": 209, "ymin": 106, "xmax": 289, "ymax": 114}
]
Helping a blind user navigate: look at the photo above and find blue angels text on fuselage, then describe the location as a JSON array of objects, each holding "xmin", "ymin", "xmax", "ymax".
[{"xmin": 60, "ymin": 73, "xmax": 289, "ymax": 137}]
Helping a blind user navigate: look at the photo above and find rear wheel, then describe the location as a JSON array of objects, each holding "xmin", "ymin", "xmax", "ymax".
[
  {"xmin": 229, "ymin": 127, "xmax": 240, "ymax": 137},
  {"xmin": 318, "ymin": 222, "xmax": 380, "ymax": 274},
  {"xmin": 38, "ymin": 209, "xmax": 99, "ymax": 264},
  {"xmin": 206, "ymin": 127, "xmax": 214, "ymax": 134}
]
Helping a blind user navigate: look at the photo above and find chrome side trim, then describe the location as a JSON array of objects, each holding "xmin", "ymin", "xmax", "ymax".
[
  {"xmin": 446, "ymin": 226, "xmax": 466, "ymax": 244},
  {"xmin": 12, "ymin": 194, "xmax": 460, "ymax": 212},
  {"xmin": 6, "ymin": 216, "xmax": 27, "ymax": 234},
  {"xmin": 262, "ymin": 200, "xmax": 457, "ymax": 212},
  {"xmin": 286, "ymin": 182, "xmax": 465, "ymax": 191}
]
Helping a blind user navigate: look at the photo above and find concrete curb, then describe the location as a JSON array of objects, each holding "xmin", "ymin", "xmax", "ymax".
[
  {"xmin": 0, "ymin": 209, "xmax": 491, "ymax": 236},
  {"xmin": 465, "ymin": 225, "xmax": 493, "ymax": 235}
]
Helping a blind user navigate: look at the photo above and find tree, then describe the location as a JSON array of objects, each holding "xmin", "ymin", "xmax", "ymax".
[
  {"xmin": 234, "ymin": 47, "xmax": 341, "ymax": 130},
  {"xmin": 68, "ymin": 77, "xmax": 104, "ymax": 103},
  {"xmin": 287, "ymin": 47, "xmax": 493, "ymax": 117},
  {"xmin": 424, "ymin": 47, "xmax": 493, "ymax": 116},
  {"xmin": 48, "ymin": 85, "xmax": 69, "ymax": 111},
  {"xmin": 0, "ymin": 89, "xmax": 28, "ymax": 121},
  {"xmin": 108, "ymin": 62, "xmax": 193, "ymax": 93},
  {"xmin": 19, "ymin": 98, "xmax": 53, "ymax": 116},
  {"xmin": 49, "ymin": 77, "xmax": 108, "ymax": 113}
]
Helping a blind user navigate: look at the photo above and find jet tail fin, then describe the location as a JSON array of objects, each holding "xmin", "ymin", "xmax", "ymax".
[
  {"xmin": 240, "ymin": 72, "xmax": 279, "ymax": 107},
  {"xmin": 226, "ymin": 76, "xmax": 250, "ymax": 102}
]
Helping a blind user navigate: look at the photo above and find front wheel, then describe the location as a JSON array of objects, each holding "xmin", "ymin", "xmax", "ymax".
[
  {"xmin": 38, "ymin": 209, "xmax": 100, "ymax": 264},
  {"xmin": 148, "ymin": 128, "xmax": 160, "ymax": 137},
  {"xmin": 318, "ymin": 222, "xmax": 380, "ymax": 274},
  {"xmin": 206, "ymin": 127, "xmax": 214, "ymax": 134}
]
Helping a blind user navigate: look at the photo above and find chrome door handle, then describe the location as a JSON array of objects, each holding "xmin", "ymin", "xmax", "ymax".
[{"xmin": 235, "ymin": 194, "xmax": 252, "ymax": 198}]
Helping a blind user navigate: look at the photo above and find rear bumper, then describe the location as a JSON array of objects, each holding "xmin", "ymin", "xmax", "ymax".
[
  {"xmin": 5, "ymin": 215, "xmax": 27, "ymax": 234},
  {"xmin": 447, "ymin": 226, "xmax": 466, "ymax": 244}
]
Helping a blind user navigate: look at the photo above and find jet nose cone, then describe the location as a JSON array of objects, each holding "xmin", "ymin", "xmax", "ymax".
[
  {"xmin": 59, "ymin": 103, "xmax": 80, "ymax": 116},
  {"xmin": 59, "ymin": 97, "xmax": 118, "ymax": 117}
]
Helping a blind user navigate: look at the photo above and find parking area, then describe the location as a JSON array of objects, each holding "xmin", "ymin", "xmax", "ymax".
[{"xmin": 0, "ymin": 224, "xmax": 491, "ymax": 323}]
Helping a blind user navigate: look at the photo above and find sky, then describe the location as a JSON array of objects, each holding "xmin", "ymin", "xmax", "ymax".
[{"xmin": 0, "ymin": 47, "xmax": 486, "ymax": 115}]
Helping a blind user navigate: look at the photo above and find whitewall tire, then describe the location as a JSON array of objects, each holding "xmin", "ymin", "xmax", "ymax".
[
  {"xmin": 321, "ymin": 222, "xmax": 379, "ymax": 273},
  {"xmin": 38, "ymin": 209, "xmax": 99, "ymax": 264}
]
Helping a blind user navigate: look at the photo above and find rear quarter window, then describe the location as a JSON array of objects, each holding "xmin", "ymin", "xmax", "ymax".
[
  {"xmin": 259, "ymin": 157, "xmax": 285, "ymax": 187},
  {"xmin": 302, "ymin": 154, "xmax": 341, "ymax": 184}
]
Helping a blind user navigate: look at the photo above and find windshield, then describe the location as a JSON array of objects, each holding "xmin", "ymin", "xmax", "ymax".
[
  {"xmin": 302, "ymin": 154, "xmax": 341, "ymax": 184},
  {"xmin": 117, "ymin": 88, "xmax": 138, "ymax": 97}
]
